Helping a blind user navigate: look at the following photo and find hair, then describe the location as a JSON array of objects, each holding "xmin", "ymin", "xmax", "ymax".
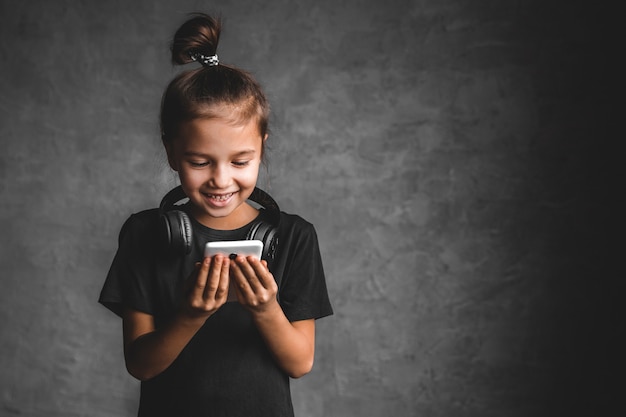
[{"xmin": 160, "ymin": 13, "xmax": 269, "ymax": 155}]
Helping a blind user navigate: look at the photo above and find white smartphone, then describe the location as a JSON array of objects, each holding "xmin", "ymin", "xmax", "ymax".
[{"xmin": 204, "ymin": 240, "xmax": 264, "ymax": 260}]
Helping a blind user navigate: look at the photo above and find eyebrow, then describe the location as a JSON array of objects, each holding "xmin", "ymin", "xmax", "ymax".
[{"xmin": 183, "ymin": 149, "xmax": 257, "ymax": 158}]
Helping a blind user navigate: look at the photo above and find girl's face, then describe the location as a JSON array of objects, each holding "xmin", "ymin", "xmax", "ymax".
[{"xmin": 166, "ymin": 116, "xmax": 264, "ymax": 230}]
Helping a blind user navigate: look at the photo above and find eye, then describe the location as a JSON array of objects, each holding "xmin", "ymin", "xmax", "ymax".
[
  {"xmin": 232, "ymin": 160, "xmax": 250, "ymax": 167},
  {"xmin": 189, "ymin": 160, "xmax": 210, "ymax": 167}
]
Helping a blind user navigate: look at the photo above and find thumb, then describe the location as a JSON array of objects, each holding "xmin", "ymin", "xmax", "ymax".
[{"xmin": 184, "ymin": 262, "xmax": 202, "ymax": 291}]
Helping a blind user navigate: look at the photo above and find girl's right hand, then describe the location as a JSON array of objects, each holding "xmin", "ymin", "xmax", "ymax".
[
  {"xmin": 123, "ymin": 255, "xmax": 230, "ymax": 381},
  {"xmin": 181, "ymin": 254, "xmax": 230, "ymax": 320}
]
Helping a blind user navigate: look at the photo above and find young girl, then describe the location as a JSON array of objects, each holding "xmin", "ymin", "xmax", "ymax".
[{"xmin": 99, "ymin": 13, "xmax": 333, "ymax": 417}]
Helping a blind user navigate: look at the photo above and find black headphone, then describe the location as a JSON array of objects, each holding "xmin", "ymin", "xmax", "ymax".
[{"xmin": 159, "ymin": 186, "xmax": 280, "ymax": 259}]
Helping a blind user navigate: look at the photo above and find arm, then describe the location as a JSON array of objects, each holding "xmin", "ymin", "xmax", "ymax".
[
  {"xmin": 230, "ymin": 256, "xmax": 316, "ymax": 378},
  {"xmin": 123, "ymin": 255, "xmax": 230, "ymax": 381}
]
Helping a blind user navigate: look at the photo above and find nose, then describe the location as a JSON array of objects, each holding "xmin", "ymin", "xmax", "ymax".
[{"xmin": 208, "ymin": 164, "xmax": 230, "ymax": 189}]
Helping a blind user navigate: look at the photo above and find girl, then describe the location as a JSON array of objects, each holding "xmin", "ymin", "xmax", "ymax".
[{"xmin": 99, "ymin": 13, "xmax": 333, "ymax": 417}]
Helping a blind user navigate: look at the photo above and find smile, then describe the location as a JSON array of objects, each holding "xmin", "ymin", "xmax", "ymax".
[{"xmin": 204, "ymin": 192, "xmax": 235, "ymax": 202}]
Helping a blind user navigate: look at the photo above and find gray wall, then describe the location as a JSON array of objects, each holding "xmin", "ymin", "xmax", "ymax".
[{"xmin": 0, "ymin": 1, "xmax": 620, "ymax": 416}]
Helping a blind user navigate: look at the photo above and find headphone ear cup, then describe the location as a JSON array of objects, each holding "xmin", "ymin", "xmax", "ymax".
[
  {"xmin": 161, "ymin": 210, "xmax": 193, "ymax": 255},
  {"xmin": 263, "ymin": 228, "xmax": 278, "ymax": 260},
  {"xmin": 247, "ymin": 221, "xmax": 278, "ymax": 260}
]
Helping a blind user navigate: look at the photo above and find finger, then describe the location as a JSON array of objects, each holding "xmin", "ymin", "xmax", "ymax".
[
  {"xmin": 216, "ymin": 257, "xmax": 230, "ymax": 301},
  {"xmin": 235, "ymin": 255, "xmax": 263, "ymax": 292},
  {"xmin": 233, "ymin": 256, "xmax": 277, "ymax": 308},
  {"xmin": 203, "ymin": 255, "xmax": 224, "ymax": 299},
  {"xmin": 185, "ymin": 262, "xmax": 202, "ymax": 292},
  {"xmin": 190, "ymin": 258, "xmax": 210, "ymax": 297},
  {"xmin": 229, "ymin": 260, "xmax": 250, "ymax": 295},
  {"xmin": 246, "ymin": 256, "xmax": 275, "ymax": 290}
]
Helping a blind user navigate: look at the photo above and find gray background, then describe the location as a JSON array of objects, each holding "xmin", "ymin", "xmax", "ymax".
[{"xmin": 0, "ymin": 1, "xmax": 621, "ymax": 416}]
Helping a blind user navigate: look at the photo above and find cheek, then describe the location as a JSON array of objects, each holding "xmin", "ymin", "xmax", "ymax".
[
  {"xmin": 177, "ymin": 168, "xmax": 203, "ymax": 185},
  {"xmin": 234, "ymin": 165, "xmax": 260, "ymax": 187},
  {"xmin": 239, "ymin": 168, "xmax": 259, "ymax": 185}
]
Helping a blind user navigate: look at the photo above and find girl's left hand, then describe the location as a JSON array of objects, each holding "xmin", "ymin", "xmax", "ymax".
[{"xmin": 230, "ymin": 256, "xmax": 278, "ymax": 313}]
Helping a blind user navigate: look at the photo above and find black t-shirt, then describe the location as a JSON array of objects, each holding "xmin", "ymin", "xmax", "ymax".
[{"xmin": 99, "ymin": 206, "xmax": 333, "ymax": 417}]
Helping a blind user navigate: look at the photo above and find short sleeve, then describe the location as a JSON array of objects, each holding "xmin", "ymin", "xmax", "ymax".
[
  {"xmin": 276, "ymin": 215, "xmax": 333, "ymax": 322},
  {"xmin": 98, "ymin": 210, "xmax": 160, "ymax": 317}
]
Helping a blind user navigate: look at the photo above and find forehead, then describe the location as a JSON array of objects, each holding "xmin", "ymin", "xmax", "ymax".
[{"xmin": 176, "ymin": 117, "xmax": 263, "ymax": 153}]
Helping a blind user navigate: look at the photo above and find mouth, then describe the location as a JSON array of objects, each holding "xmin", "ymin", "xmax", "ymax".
[
  {"xmin": 207, "ymin": 192, "xmax": 233, "ymax": 200},
  {"xmin": 202, "ymin": 191, "xmax": 237, "ymax": 204}
]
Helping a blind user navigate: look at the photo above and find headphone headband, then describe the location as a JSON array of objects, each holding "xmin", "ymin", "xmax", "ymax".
[
  {"xmin": 247, "ymin": 187, "xmax": 280, "ymax": 226},
  {"xmin": 159, "ymin": 186, "xmax": 188, "ymax": 212},
  {"xmin": 159, "ymin": 185, "xmax": 280, "ymax": 259},
  {"xmin": 159, "ymin": 186, "xmax": 280, "ymax": 220}
]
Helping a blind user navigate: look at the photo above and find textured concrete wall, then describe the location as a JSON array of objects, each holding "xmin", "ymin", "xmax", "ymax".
[{"xmin": 0, "ymin": 0, "xmax": 620, "ymax": 416}]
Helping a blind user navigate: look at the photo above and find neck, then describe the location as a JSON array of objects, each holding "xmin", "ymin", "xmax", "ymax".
[{"xmin": 191, "ymin": 202, "xmax": 259, "ymax": 230}]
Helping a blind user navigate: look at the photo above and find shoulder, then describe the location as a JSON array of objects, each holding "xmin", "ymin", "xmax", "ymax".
[
  {"xmin": 278, "ymin": 211, "xmax": 312, "ymax": 227},
  {"xmin": 278, "ymin": 212, "xmax": 318, "ymax": 237},
  {"xmin": 116, "ymin": 208, "xmax": 161, "ymax": 248},
  {"xmin": 275, "ymin": 212, "xmax": 322, "ymax": 254},
  {"xmin": 120, "ymin": 208, "xmax": 160, "ymax": 232}
]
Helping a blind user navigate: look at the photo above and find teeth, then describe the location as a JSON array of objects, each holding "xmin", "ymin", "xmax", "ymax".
[{"xmin": 208, "ymin": 193, "xmax": 233, "ymax": 201}]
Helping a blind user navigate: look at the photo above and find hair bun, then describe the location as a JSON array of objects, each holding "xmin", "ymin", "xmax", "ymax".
[{"xmin": 171, "ymin": 13, "xmax": 222, "ymax": 65}]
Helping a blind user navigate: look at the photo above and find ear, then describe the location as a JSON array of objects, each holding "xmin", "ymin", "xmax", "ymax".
[
  {"xmin": 164, "ymin": 143, "xmax": 179, "ymax": 172},
  {"xmin": 260, "ymin": 134, "xmax": 269, "ymax": 161}
]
